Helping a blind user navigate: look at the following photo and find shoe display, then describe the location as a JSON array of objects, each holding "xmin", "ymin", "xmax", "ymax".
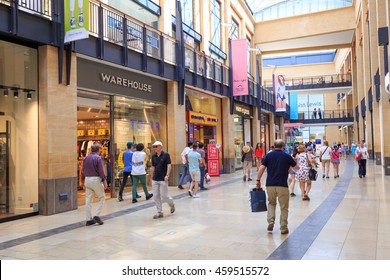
[
  {"xmin": 93, "ymin": 216, "xmax": 103, "ymax": 225},
  {"xmin": 281, "ymin": 228, "xmax": 289, "ymax": 234},
  {"xmin": 153, "ymin": 213, "xmax": 164, "ymax": 219},
  {"xmin": 178, "ymin": 185, "xmax": 184, "ymax": 189},
  {"xmin": 78, "ymin": 13, "xmax": 84, "ymax": 27},
  {"xmin": 170, "ymin": 203, "xmax": 175, "ymax": 214},
  {"xmin": 146, "ymin": 194, "xmax": 153, "ymax": 200},
  {"xmin": 86, "ymin": 219, "xmax": 96, "ymax": 226},
  {"xmin": 267, "ymin": 224, "xmax": 274, "ymax": 231},
  {"xmin": 70, "ymin": 17, "xmax": 76, "ymax": 28},
  {"xmin": 132, "ymin": 198, "xmax": 138, "ymax": 203}
]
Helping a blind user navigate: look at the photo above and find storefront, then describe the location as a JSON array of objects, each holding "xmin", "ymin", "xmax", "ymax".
[
  {"xmin": 77, "ymin": 57, "xmax": 168, "ymax": 201},
  {"xmin": 185, "ymin": 88, "xmax": 223, "ymax": 172},
  {"xmin": 233, "ymin": 102, "xmax": 253, "ymax": 169},
  {"xmin": 260, "ymin": 113, "xmax": 271, "ymax": 152},
  {"xmin": 0, "ymin": 40, "xmax": 38, "ymax": 221}
]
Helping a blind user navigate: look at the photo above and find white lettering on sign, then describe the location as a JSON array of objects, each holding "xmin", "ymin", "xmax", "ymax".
[{"xmin": 100, "ymin": 73, "xmax": 152, "ymax": 93}]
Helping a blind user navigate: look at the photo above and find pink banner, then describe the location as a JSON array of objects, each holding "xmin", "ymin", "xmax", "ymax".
[
  {"xmin": 275, "ymin": 74, "xmax": 287, "ymax": 112},
  {"xmin": 232, "ymin": 39, "xmax": 248, "ymax": 96}
]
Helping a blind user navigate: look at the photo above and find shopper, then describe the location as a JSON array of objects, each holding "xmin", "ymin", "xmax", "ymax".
[
  {"xmin": 187, "ymin": 143, "xmax": 204, "ymax": 198},
  {"xmin": 242, "ymin": 141, "xmax": 254, "ymax": 181},
  {"xmin": 177, "ymin": 141, "xmax": 193, "ymax": 190},
  {"xmin": 131, "ymin": 143, "xmax": 153, "ymax": 203},
  {"xmin": 319, "ymin": 140, "xmax": 331, "ymax": 179},
  {"xmin": 82, "ymin": 143, "xmax": 107, "ymax": 226},
  {"xmin": 296, "ymin": 145, "xmax": 317, "ymax": 201},
  {"xmin": 289, "ymin": 146, "xmax": 298, "ymax": 197},
  {"xmin": 318, "ymin": 108, "xmax": 322, "ymax": 119},
  {"xmin": 356, "ymin": 140, "xmax": 369, "ymax": 178},
  {"xmin": 331, "ymin": 145, "xmax": 340, "ymax": 178},
  {"xmin": 312, "ymin": 108, "xmax": 317, "ymax": 119},
  {"xmin": 150, "ymin": 141, "xmax": 175, "ymax": 219},
  {"xmin": 254, "ymin": 143, "xmax": 265, "ymax": 171},
  {"xmin": 197, "ymin": 142, "xmax": 207, "ymax": 190},
  {"xmin": 256, "ymin": 139, "xmax": 299, "ymax": 235},
  {"xmin": 118, "ymin": 142, "xmax": 140, "ymax": 201}
]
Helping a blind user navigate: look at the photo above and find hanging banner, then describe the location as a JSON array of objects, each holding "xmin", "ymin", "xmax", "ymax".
[
  {"xmin": 290, "ymin": 92, "xmax": 298, "ymax": 119},
  {"xmin": 64, "ymin": 0, "xmax": 89, "ymax": 43},
  {"xmin": 231, "ymin": 39, "xmax": 248, "ymax": 96},
  {"xmin": 275, "ymin": 74, "xmax": 287, "ymax": 112}
]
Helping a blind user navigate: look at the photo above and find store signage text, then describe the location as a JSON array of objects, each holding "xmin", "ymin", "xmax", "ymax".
[
  {"xmin": 100, "ymin": 73, "xmax": 152, "ymax": 93},
  {"xmin": 234, "ymin": 105, "xmax": 251, "ymax": 116},
  {"xmin": 189, "ymin": 111, "xmax": 218, "ymax": 126}
]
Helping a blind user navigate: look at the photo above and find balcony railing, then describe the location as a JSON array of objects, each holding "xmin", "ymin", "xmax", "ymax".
[
  {"xmin": 292, "ymin": 109, "xmax": 354, "ymax": 121},
  {"xmin": 265, "ymin": 74, "xmax": 352, "ymax": 90},
  {"xmin": 90, "ymin": 0, "xmax": 177, "ymax": 65},
  {"xmin": 1, "ymin": 0, "xmax": 51, "ymax": 17}
]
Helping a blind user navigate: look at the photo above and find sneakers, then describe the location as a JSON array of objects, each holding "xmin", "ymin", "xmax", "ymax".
[
  {"xmin": 146, "ymin": 194, "xmax": 153, "ymax": 200},
  {"xmin": 267, "ymin": 224, "xmax": 274, "ymax": 232},
  {"xmin": 322, "ymin": 174, "xmax": 325, "ymax": 179},
  {"xmin": 118, "ymin": 196, "xmax": 123, "ymax": 202},
  {"xmin": 188, "ymin": 189, "xmax": 193, "ymax": 197},
  {"xmin": 248, "ymin": 178, "xmax": 253, "ymax": 181},
  {"xmin": 136, "ymin": 194, "xmax": 141, "ymax": 199},
  {"xmin": 290, "ymin": 193, "xmax": 296, "ymax": 197},
  {"xmin": 93, "ymin": 216, "xmax": 103, "ymax": 225},
  {"xmin": 178, "ymin": 185, "xmax": 184, "ymax": 190},
  {"xmin": 70, "ymin": 17, "xmax": 76, "ymax": 29},
  {"xmin": 281, "ymin": 228, "xmax": 289, "ymax": 235},
  {"xmin": 200, "ymin": 187, "xmax": 208, "ymax": 191},
  {"xmin": 153, "ymin": 213, "xmax": 164, "ymax": 219},
  {"xmin": 78, "ymin": 13, "xmax": 84, "ymax": 27},
  {"xmin": 170, "ymin": 203, "xmax": 175, "ymax": 214},
  {"xmin": 132, "ymin": 198, "xmax": 138, "ymax": 203},
  {"xmin": 326, "ymin": 176, "xmax": 330, "ymax": 179},
  {"xmin": 243, "ymin": 175, "xmax": 247, "ymax": 181},
  {"xmin": 86, "ymin": 219, "xmax": 96, "ymax": 226},
  {"xmin": 192, "ymin": 194, "xmax": 200, "ymax": 198}
]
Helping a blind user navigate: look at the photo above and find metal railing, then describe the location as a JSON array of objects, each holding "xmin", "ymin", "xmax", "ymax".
[
  {"xmin": 1, "ymin": 0, "xmax": 52, "ymax": 17},
  {"xmin": 292, "ymin": 109, "xmax": 353, "ymax": 120},
  {"xmin": 264, "ymin": 74, "xmax": 352, "ymax": 89},
  {"xmin": 90, "ymin": 0, "xmax": 177, "ymax": 65}
]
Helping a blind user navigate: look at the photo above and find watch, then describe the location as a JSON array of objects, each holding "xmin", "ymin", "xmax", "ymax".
[{"xmin": 256, "ymin": 179, "xmax": 260, "ymax": 181}]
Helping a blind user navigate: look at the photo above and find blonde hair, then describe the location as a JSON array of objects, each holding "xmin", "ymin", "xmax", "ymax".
[{"xmin": 297, "ymin": 144, "xmax": 306, "ymax": 153}]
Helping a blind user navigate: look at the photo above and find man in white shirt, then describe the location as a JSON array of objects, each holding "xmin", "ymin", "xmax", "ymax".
[
  {"xmin": 177, "ymin": 142, "xmax": 193, "ymax": 189},
  {"xmin": 356, "ymin": 140, "xmax": 369, "ymax": 178}
]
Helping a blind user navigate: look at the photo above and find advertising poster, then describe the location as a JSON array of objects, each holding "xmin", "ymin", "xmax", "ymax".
[
  {"xmin": 289, "ymin": 92, "xmax": 298, "ymax": 119},
  {"xmin": 64, "ymin": 0, "xmax": 89, "ymax": 43},
  {"xmin": 275, "ymin": 74, "xmax": 287, "ymax": 112},
  {"xmin": 207, "ymin": 144, "xmax": 219, "ymax": 160},
  {"xmin": 231, "ymin": 39, "xmax": 248, "ymax": 96},
  {"xmin": 208, "ymin": 160, "xmax": 220, "ymax": 177}
]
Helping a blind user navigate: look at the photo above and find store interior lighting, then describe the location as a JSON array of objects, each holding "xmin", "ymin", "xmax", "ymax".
[
  {"xmin": 0, "ymin": 85, "xmax": 35, "ymax": 100},
  {"xmin": 13, "ymin": 89, "xmax": 19, "ymax": 98},
  {"xmin": 3, "ymin": 88, "xmax": 9, "ymax": 97}
]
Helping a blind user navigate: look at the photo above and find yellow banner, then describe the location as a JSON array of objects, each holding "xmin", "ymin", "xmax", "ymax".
[
  {"xmin": 87, "ymin": 130, "xmax": 95, "ymax": 136},
  {"xmin": 189, "ymin": 111, "xmax": 218, "ymax": 126},
  {"xmin": 77, "ymin": 130, "xmax": 85, "ymax": 136}
]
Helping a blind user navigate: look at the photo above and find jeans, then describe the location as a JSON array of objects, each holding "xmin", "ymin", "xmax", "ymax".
[
  {"xmin": 132, "ymin": 174, "xmax": 150, "ymax": 199},
  {"xmin": 199, "ymin": 166, "xmax": 206, "ymax": 188},
  {"xmin": 358, "ymin": 159, "xmax": 367, "ymax": 177},
  {"xmin": 118, "ymin": 171, "xmax": 132, "ymax": 198},
  {"xmin": 178, "ymin": 164, "xmax": 192, "ymax": 185}
]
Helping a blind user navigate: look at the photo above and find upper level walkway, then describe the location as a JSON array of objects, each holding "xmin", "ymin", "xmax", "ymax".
[{"xmin": 0, "ymin": 158, "xmax": 388, "ymax": 260}]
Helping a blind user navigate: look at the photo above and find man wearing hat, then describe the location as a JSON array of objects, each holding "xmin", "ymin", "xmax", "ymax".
[
  {"xmin": 242, "ymin": 141, "xmax": 254, "ymax": 181},
  {"xmin": 118, "ymin": 141, "xmax": 140, "ymax": 201},
  {"xmin": 150, "ymin": 141, "xmax": 175, "ymax": 219}
]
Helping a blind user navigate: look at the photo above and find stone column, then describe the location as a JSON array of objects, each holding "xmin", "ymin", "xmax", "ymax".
[
  {"xmin": 222, "ymin": 97, "xmax": 236, "ymax": 173},
  {"xmin": 166, "ymin": 81, "xmax": 186, "ymax": 185},
  {"xmin": 38, "ymin": 45, "xmax": 78, "ymax": 215}
]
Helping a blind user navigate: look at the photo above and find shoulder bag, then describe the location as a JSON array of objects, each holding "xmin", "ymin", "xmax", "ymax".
[
  {"xmin": 307, "ymin": 153, "xmax": 318, "ymax": 181},
  {"xmin": 319, "ymin": 146, "xmax": 329, "ymax": 162}
]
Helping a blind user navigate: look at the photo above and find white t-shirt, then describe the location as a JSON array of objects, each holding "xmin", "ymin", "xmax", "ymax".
[
  {"xmin": 131, "ymin": 151, "xmax": 146, "ymax": 175},
  {"xmin": 181, "ymin": 147, "xmax": 191, "ymax": 164},
  {"xmin": 356, "ymin": 146, "xmax": 368, "ymax": 159},
  {"xmin": 320, "ymin": 146, "xmax": 332, "ymax": 160}
]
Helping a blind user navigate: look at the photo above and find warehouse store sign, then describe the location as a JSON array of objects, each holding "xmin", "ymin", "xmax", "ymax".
[{"xmin": 100, "ymin": 73, "xmax": 152, "ymax": 93}]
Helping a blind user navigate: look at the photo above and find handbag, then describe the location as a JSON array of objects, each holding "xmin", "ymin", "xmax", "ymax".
[
  {"xmin": 241, "ymin": 152, "xmax": 246, "ymax": 163},
  {"xmin": 250, "ymin": 188, "xmax": 267, "ymax": 212},
  {"xmin": 306, "ymin": 153, "xmax": 318, "ymax": 181},
  {"xmin": 355, "ymin": 150, "xmax": 362, "ymax": 161}
]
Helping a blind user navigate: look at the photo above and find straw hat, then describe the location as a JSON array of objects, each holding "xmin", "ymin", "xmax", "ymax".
[{"xmin": 243, "ymin": 145, "xmax": 250, "ymax": 153}]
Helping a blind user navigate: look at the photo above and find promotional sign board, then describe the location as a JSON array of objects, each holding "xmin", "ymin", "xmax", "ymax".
[
  {"xmin": 231, "ymin": 39, "xmax": 248, "ymax": 96},
  {"xmin": 207, "ymin": 144, "xmax": 219, "ymax": 176},
  {"xmin": 64, "ymin": 0, "xmax": 90, "ymax": 43},
  {"xmin": 207, "ymin": 144, "xmax": 219, "ymax": 160},
  {"xmin": 275, "ymin": 74, "xmax": 287, "ymax": 112}
]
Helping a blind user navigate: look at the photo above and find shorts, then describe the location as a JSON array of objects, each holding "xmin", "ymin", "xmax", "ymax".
[
  {"xmin": 189, "ymin": 170, "xmax": 201, "ymax": 182},
  {"xmin": 332, "ymin": 159, "xmax": 340, "ymax": 164},
  {"xmin": 243, "ymin": 161, "xmax": 252, "ymax": 170}
]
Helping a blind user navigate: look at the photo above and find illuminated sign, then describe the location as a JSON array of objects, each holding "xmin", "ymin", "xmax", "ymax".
[{"xmin": 189, "ymin": 111, "xmax": 218, "ymax": 126}]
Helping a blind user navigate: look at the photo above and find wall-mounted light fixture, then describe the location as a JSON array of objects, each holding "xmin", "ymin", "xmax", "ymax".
[
  {"xmin": 3, "ymin": 88, "xmax": 9, "ymax": 97},
  {"xmin": 13, "ymin": 89, "xmax": 19, "ymax": 98},
  {"xmin": 27, "ymin": 91, "xmax": 32, "ymax": 100}
]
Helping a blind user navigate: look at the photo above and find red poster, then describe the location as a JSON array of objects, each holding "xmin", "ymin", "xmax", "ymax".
[
  {"xmin": 207, "ymin": 144, "xmax": 219, "ymax": 160},
  {"xmin": 208, "ymin": 159, "xmax": 220, "ymax": 176}
]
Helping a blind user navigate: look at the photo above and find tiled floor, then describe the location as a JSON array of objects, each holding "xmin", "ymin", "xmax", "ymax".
[{"xmin": 0, "ymin": 158, "xmax": 389, "ymax": 260}]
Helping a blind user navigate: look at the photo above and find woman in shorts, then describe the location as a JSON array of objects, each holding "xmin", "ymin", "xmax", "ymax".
[{"xmin": 331, "ymin": 145, "xmax": 340, "ymax": 178}]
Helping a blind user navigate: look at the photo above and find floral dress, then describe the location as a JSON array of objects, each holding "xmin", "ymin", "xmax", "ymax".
[{"xmin": 296, "ymin": 152, "xmax": 310, "ymax": 182}]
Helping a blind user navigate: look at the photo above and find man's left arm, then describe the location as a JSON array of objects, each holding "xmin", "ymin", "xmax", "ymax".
[
  {"xmin": 165, "ymin": 164, "xmax": 171, "ymax": 182},
  {"xmin": 256, "ymin": 165, "xmax": 266, "ymax": 189}
]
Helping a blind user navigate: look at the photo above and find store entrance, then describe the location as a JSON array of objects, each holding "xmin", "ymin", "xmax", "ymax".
[{"xmin": 77, "ymin": 92, "xmax": 111, "ymax": 206}]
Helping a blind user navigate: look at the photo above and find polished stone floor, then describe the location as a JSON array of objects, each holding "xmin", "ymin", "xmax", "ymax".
[{"xmin": 0, "ymin": 158, "xmax": 389, "ymax": 260}]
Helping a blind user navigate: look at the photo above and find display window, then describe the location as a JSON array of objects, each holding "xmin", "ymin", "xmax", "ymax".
[
  {"xmin": 0, "ymin": 40, "xmax": 38, "ymax": 220},
  {"xmin": 233, "ymin": 115, "xmax": 244, "ymax": 168}
]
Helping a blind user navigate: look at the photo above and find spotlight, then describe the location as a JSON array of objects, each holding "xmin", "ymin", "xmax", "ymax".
[
  {"xmin": 3, "ymin": 88, "xmax": 9, "ymax": 97},
  {"xmin": 27, "ymin": 92, "xmax": 32, "ymax": 100},
  {"xmin": 13, "ymin": 89, "xmax": 19, "ymax": 98}
]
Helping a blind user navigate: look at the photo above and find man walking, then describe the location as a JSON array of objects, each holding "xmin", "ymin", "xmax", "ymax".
[
  {"xmin": 150, "ymin": 141, "xmax": 175, "ymax": 219},
  {"xmin": 197, "ymin": 142, "xmax": 207, "ymax": 190},
  {"xmin": 242, "ymin": 141, "xmax": 254, "ymax": 181},
  {"xmin": 256, "ymin": 139, "xmax": 299, "ymax": 234},
  {"xmin": 187, "ymin": 142, "xmax": 204, "ymax": 198},
  {"xmin": 177, "ymin": 141, "xmax": 193, "ymax": 190},
  {"xmin": 118, "ymin": 142, "xmax": 140, "ymax": 201},
  {"xmin": 82, "ymin": 143, "xmax": 107, "ymax": 226}
]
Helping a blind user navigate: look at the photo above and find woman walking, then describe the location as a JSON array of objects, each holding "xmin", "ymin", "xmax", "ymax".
[
  {"xmin": 331, "ymin": 145, "xmax": 340, "ymax": 178},
  {"xmin": 319, "ymin": 140, "xmax": 332, "ymax": 179},
  {"xmin": 289, "ymin": 146, "xmax": 298, "ymax": 197},
  {"xmin": 356, "ymin": 140, "xmax": 369, "ymax": 178},
  {"xmin": 296, "ymin": 145, "xmax": 317, "ymax": 200},
  {"xmin": 254, "ymin": 143, "xmax": 264, "ymax": 171}
]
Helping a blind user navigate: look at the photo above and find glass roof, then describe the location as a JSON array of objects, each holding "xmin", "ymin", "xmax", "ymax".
[{"xmin": 246, "ymin": 0, "xmax": 353, "ymax": 21}]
